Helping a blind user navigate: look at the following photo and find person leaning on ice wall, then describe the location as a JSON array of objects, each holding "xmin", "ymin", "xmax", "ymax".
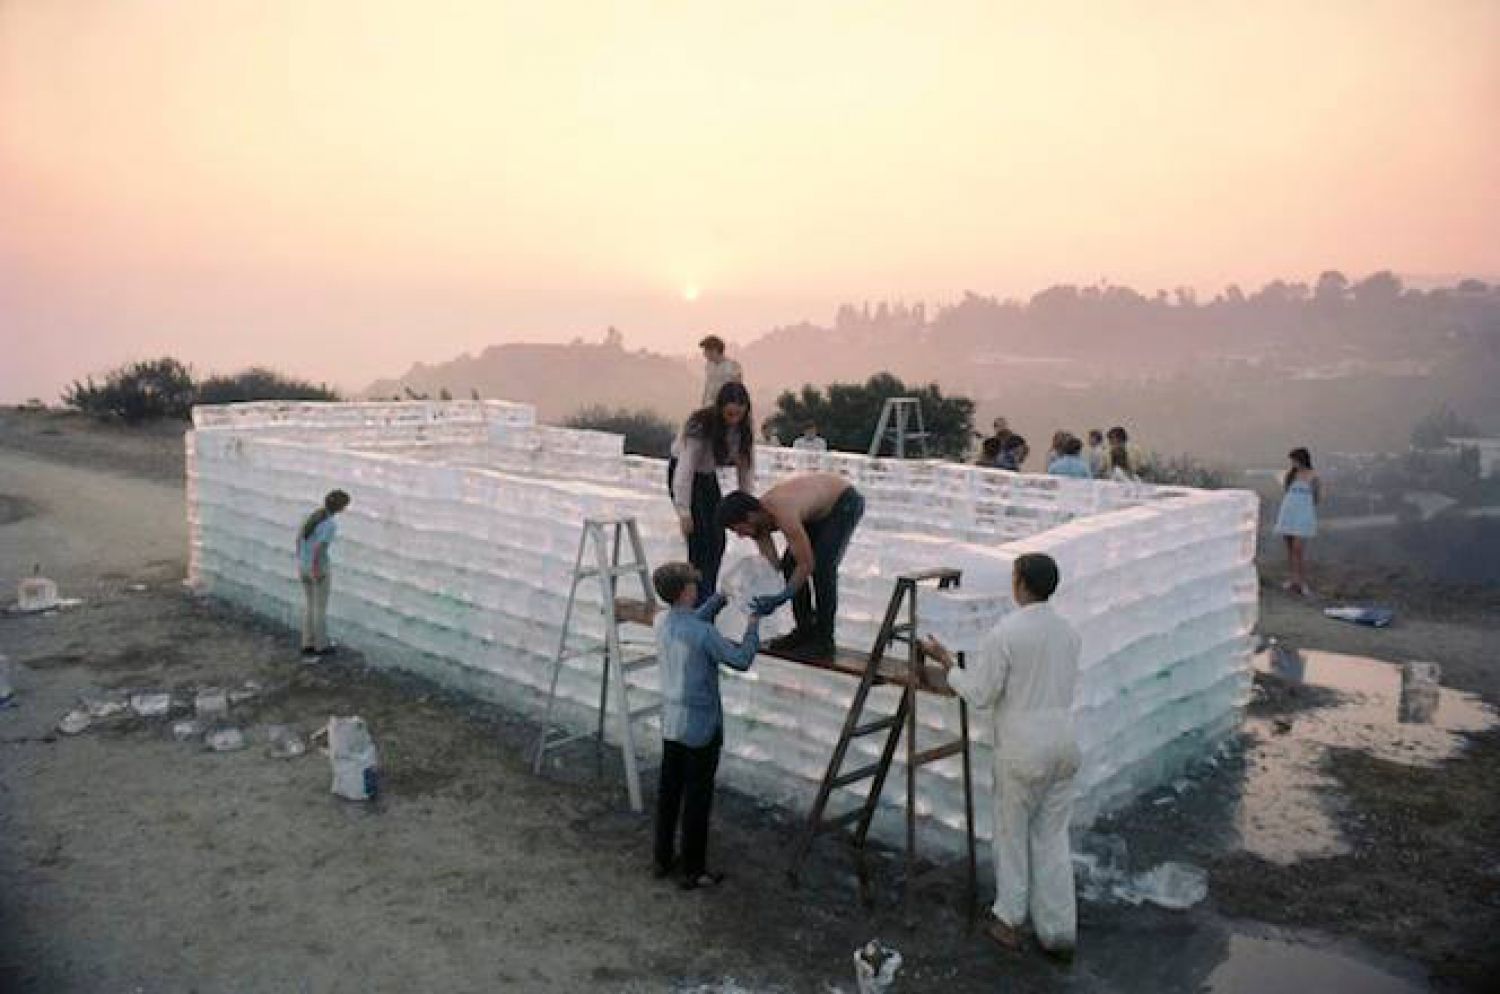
[
  {"xmin": 296, "ymin": 489, "xmax": 350, "ymax": 662},
  {"xmin": 922, "ymin": 552, "xmax": 1082, "ymax": 962}
]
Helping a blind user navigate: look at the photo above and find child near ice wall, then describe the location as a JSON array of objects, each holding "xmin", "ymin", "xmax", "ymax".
[
  {"xmin": 651, "ymin": 561, "xmax": 763, "ymax": 889},
  {"xmin": 296, "ymin": 489, "xmax": 351, "ymax": 661}
]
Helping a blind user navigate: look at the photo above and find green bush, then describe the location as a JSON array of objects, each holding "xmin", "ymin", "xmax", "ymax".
[
  {"xmin": 196, "ymin": 367, "xmax": 339, "ymax": 405},
  {"xmin": 565, "ymin": 406, "xmax": 677, "ymax": 458},
  {"xmin": 766, "ymin": 372, "xmax": 975, "ymax": 458},
  {"xmin": 63, "ymin": 357, "xmax": 197, "ymax": 422},
  {"xmin": 1137, "ymin": 453, "xmax": 1236, "ymax": 489}
]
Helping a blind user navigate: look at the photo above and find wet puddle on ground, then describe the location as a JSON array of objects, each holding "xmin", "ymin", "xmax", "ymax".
[
  {"xmin": 1237, "ymin": 647, "xmax": 1497, "ymax": 864},
  {"xmin": 1204, "ymin": 932, "xmax": 1426, "ymax": 993}
]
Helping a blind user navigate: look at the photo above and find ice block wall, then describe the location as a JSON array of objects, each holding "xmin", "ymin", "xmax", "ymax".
[{"xmin": 187, "ymin": 401, "xmax": 1258, "ymax": 843}]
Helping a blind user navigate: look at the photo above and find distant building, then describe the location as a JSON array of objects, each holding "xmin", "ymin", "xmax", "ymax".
[{"xmin": 1447, "ymin": 437, "xmax": 1500, "ymax": 478}]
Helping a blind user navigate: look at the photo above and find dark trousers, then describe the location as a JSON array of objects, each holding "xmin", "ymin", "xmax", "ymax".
[
  {"xmin": 780, "ymin": 487, "xmax": 866, "ymax": 640},
  {"xmin": 666, "ymin": 457, "xmax": 725, "ymax": 603},
  {"xmin": 654, "ymin": 730, "xmax": 723, "ymax": 877}
]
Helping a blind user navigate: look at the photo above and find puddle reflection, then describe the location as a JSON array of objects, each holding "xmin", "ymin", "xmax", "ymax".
[{"xmin": 1237, "ymin": 648, "xmax": 1497, "ymax": 864}]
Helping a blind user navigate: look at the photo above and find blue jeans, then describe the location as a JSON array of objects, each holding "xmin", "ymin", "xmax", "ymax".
[{"xmin": 780, "ymin": 487, "xmax": 865, "ymax": 641}]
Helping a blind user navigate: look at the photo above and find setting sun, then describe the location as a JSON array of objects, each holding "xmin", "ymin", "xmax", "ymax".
[{"xmin": 681, "ymin": 285, "xmax": 701, "ymax": 303}]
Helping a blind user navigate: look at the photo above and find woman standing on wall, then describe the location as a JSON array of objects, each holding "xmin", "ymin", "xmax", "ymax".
[
  {"xmin": 667, "ymin": 382, "xmax": 754, "ymax": 603},
  {"xmin": 1273, "ymin": 447, "xmax": 1321, "ymax": 596},
  {"xmin": 297, "ymin": 489, "xmax": 351, "ymax": 661}
]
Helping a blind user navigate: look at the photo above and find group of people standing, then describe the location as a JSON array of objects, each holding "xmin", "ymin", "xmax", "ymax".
[{"xmin": 975, "ymin": 418, "xmax": 1146, "ymax": 482}]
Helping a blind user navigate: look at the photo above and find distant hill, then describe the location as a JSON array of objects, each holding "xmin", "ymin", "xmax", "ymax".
[
  {"xmin": 363, "ymin": 276, "xmax": 1500, "ymax": 462},
  {"xmin": 365, "ymin": 333, "xmax": 700, "ymax": 423}
]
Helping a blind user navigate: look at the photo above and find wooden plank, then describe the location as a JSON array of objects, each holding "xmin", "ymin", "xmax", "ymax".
[{"xmin": 757, "ymin": 645, "xmax": 954, "ymax": 696}]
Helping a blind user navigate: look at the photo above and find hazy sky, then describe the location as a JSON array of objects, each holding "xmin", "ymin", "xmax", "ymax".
[{"xmin": 2, "ymin": 0, "xmax": 1497, "ymax": 401}]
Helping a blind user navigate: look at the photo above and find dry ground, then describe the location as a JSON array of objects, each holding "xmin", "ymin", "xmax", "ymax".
[{"xmin": 2, "ymin": 409, "xmax": 1497, "ymax": 992}]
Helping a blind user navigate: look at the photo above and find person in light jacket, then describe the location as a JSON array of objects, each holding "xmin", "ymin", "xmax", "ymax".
[
  {"xmin": 296, "ymin": 489, "xmax": 351, "ymax": 661},
  {"xmin": 922, "ymin": 553, "xmax": 1082, "ymax": 961},
  {"xmin": 667, "ymin": 381, "xmax": 755, "ymax": 602}
]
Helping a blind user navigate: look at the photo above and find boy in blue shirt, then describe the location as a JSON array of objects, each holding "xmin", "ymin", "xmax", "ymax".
[{"xmin": 651, "ymin": 561, "xmax": 763, "ymax": 889}]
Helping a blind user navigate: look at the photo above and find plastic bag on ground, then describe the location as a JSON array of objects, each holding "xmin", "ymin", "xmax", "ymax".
[
  {"xmin": 853, "ymin": 940, "xmax": 902, "ymax": 994},
  {"xmin": 328, "ymin": 716, "xmax": 380, "ymax": 800}
]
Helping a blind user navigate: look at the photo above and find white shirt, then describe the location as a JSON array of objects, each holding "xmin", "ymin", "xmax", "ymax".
[
  {"xmin": 702, "ymin": 357, "xmax": 744, "ymax": 406},
  {"xmin": 947, "ymin": 602, "xmax": 1080, "ymax": 756},
  {"xmin": 791, "ymin": 435, "xmax": 827, "ymax": 452}
]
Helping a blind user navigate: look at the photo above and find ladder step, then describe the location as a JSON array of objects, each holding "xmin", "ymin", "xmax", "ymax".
[
  {"xmin": 539, "ymin": 729, "xmax": 596, "ymax": 751},
  {"xmin": 576, "ymin": 564, "xmax": 647, "ymax": 580},
  {"xmin": 831, "ymin": 761, "xmax": 884, "ymax": 790},
  {"xmin": 817, "ymin": 806, "xmax": 868, "ymax": 835},
  {"xmin": 853, "ymin": 715, "xmax": 900, "ymax": 737},
  {"xmin": 911, "ymin": 741, "xmax": 965, "ymax": 766},
  {"xmin": 628, "ymin": 703, "xmax": 662, "ymax": 721}
]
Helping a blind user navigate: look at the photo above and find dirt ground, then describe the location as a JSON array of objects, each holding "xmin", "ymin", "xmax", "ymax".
[{"xmin": 2, "ymin": 410, "xmax": 1498, "ymax": 993}]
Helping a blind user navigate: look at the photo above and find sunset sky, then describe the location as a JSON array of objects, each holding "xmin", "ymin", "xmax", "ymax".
[{"xmin": 2, "ymin": 0, "xmax": 1497, "ymax": 401}]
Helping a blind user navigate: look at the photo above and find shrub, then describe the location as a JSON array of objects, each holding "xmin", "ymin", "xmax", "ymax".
[
  {"xmin": 765, "ymin": 372, "xmax": 975, "ymax": 458},
  {"xmin": 196, "ymin": 367, "xmax": 340, "ymax": 405},
  {"xmin": 1137, "ymin": 453, "xmax": 1237, "ymax": 489},
  {"xmin": 565, "ymin": 406, "xmax": 677, "ymax": 458},
  {"xmin": 63, "ymin": 357, "xmax": 196, "ymax": 422}
]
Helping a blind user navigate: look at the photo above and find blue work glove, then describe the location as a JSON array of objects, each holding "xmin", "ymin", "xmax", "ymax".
[{"xmin": 750, "ymin": 588, "xmax": 794, "ymax": 616}]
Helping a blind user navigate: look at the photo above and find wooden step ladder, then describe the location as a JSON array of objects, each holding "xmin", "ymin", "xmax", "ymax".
[
  {"xmin": 531, "ymin": 517, "xmax": 661, "ymax": 813},
  {"xmin": 783, "ymin": 568, "xmax": 977, "ymax": 922}
]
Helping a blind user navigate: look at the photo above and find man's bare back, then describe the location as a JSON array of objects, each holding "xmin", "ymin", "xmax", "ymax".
[{"xmin": 758, "ymin": 473, "xmax": 850, "ymax": 530}]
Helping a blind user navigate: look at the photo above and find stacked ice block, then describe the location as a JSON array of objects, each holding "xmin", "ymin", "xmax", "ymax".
[{"xmin": 187, "ymin": 400, "xmax": 1258, "ymax": 846}]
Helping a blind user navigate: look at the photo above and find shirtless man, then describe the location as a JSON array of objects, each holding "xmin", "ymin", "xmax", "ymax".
[{"xmin": 715, "ymin": 473, "xmax": 865, "ymax": 660}]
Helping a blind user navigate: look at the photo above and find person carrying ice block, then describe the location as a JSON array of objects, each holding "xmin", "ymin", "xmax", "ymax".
[
  {"xmin": 921, "ymin": 553, "xmax": 1082, "ymax": 962},
  {"xmin": 651, "ymin": 562, "xmax": 766, "ymax": 890},
  {"xmin": 715, "ymin": 472, "xmax": 865, "ymax": 662}
]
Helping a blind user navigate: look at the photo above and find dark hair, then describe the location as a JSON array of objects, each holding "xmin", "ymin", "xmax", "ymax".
[
  {"xmin": 1087, "ymin": 429, "xmax": 1104, "ymax": 445},
  {"xmin": 698, "ymin": 334, "xmax": 725, "ymax": 352},
  {"xmin": 1107, "ymin": 426, "xmax": 1128, "ymax": 444},
  {"xmin": 1108, "ymin": 444, "xmax": 1131, "ymax": 474},
  {"xmin": 301, "ymin": 489, "xmax": 351, "ymax": 541},
  {"xmin": 1285, "ymin": 447, "xmax": 1312, "ymax": 490},
  {"xmin": 981, "ymin": 437, "xmax": 1002, "ymax": 457},
  {"xmin": 715, "ymin": 490, "xmax": 762, "ymax": 530},
  {"xmin": 652, "ymin": 562, "xmax": 700, "ymax": 604},
  {"xmin": 1014, "ymin": 553, "xmax": 1060, "ymax": 601},
  {"xmin": 684, "ymin": 381, "xmax": 754, "ymax": 466},
  {"xmin": 1063, "ymin": 436, "xmax": 1084, "ymax": 457},
  {"xmin": 1003, "ymin": 433, "xmax": 1028, "ymax": 453}
]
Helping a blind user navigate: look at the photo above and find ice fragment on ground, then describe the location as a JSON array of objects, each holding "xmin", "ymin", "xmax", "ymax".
[
  {"xmin": 57, "ymin": 710, "xmax": 91, "ymax": 735},
  {"xmin": 328, "ymin": 716, "xmax": 380, "ymax": 800},
  {"xmin": 1399, "ymin": 662, "xmax": 1440, "ymax": 724},
  {"xmin": 82, "ymin": 692, "xmax": 127, "ymax": 718},
  {"xmin": 264, "ymin": 724, "xmax": 307, "ymax": 759},
  {"xmin": 172, "ymin": 718, "xmax": 205, "ymax": 741},
  {"xmin": 17, "ymin": 575, "xmax": 59, "ymax": 613},
  {"xmin": 205, "ymin": 726, "xmax": 247, "ymax": 752},
  {"xmin": 129, "ymin": 692, "xmax": 173, "ymax": 717},
  {"xmin": 195, "ymin": 688, "xmax": 229, "ymax": 718},
  {"xmin": 0, "ymin": 654, "xmax": 14, "ymax": 704},
  {"xmin": 1117, "ymin": 861, "xmax": 1208, "ymax": 910}
]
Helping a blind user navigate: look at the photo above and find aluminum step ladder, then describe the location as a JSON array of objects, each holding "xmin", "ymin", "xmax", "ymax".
[
  {"xmin": 531, "ymin": 517, "xmax": 661, "ymax": 812},
  {"xmin": 867, "ymin": 397, "xmax": 930, "ymax": 459},
  {"xmin": 784, "ymin": 568, "xmax": 978, "ymax": 923}
]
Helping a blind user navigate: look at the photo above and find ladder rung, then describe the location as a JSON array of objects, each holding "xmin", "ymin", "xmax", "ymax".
[
  {"xmin": 853, "ymin": 715, "xmax": 900, "ymax": 737},
  {"xmin": 576, "ymin": 564, "xmax": 647, "ymax": 579},
  {"xmin": 818, "ymin": 807, "xmax": 868, "ymax": 835},
  {"xmin": 539, "ymin": 729, "xmax": 596, "ymax": 751},
  {"xmin": 911, "ymin": 741, "xmax": 965, "ymax": 766},
  {"xmin": 831, "ymin": 761, "xmax": 884, "ymax": 790},
  {"xmin": 628, "ymin": 703, "xmax": 662, "ymax": 721},
  {"xmin": 621, "ymin": 655, "xmax": 658, "ymax": 674}
]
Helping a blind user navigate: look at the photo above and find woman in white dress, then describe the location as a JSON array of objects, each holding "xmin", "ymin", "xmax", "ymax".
[{"xmin": 1273, "ymin": 447, "xmax": 1321, "ymax": 596}]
